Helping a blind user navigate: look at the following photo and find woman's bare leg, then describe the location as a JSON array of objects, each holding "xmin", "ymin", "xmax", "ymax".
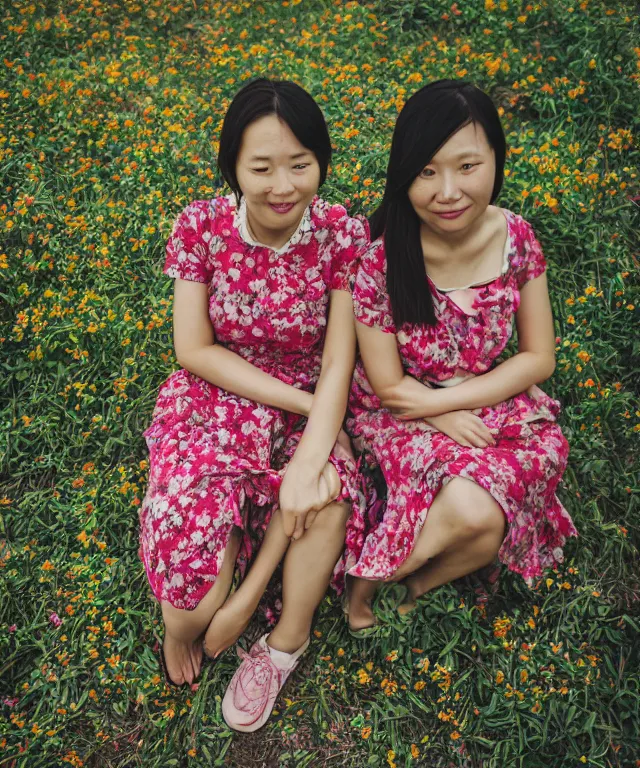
[
  {"xmin": 267, "ymin": 501, "xmax": 349, "ymax": 653},
  {"xmin": 388, "ymin": 477, "xmax": 505, "ymax": 582},
  {"xmin": 398, "ymin": 524, "xmax": 504, "ymax": 614},
  {"xmin": 162, "ymin": 529, "xmax": 241, "ymax": 685},
  {"xmin": 346, "ymin": 577, "xmax": 381, "ymax": 631},
  {"xmin": 203, "ymin": 508, "xmax": 291, "ymax": 658}
]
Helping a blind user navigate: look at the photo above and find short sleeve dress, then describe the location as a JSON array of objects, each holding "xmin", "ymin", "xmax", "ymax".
[
  {"xmin": 344, "ymin": 210, "xmax": 577, "ymax": 585},
  {"xmin": 139, "ymin": 195, "xmax": 369, "ymax": 610}
]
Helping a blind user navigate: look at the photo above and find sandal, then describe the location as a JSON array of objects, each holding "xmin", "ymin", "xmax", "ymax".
[
  {"xmin": 349, "ymin": 622, "xmax": 383, "ymax": 640},
  {"xmin": 341, "ymin": 592, "xmax": 381, "ymax": 639}
]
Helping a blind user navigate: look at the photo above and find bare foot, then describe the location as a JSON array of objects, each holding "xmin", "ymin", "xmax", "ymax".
[
  {"xmin": 347, "ymin": 597, "xmax": 377, "ymax": 632},
  {"xmin": 397, "ymin": 576, "xmax": 421, "ymax": 616},
  {"xmin": 163, "ymin": 633, "xmax": 203, "ymax": 686},
  {"xmin": 203, "ymin": 590, "xmax": 256, "ymax": 659}
]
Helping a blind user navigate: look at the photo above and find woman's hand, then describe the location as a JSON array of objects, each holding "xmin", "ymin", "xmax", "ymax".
[
  {"xmin": 426, "ymin": 410, "xmax": 496, "ymax": 448},
  {"xmin": 279, "ymin": 460, "xmax": 342, "ymax": 541}
]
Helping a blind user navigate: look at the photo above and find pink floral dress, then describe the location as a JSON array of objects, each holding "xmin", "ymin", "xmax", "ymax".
[
  {"xmin": 345, "ymin": 210, "xmax": 577, "ymax": 585},
  {"xmin": 139, "ymin": 195, "xmax": 368, "ymax": 610}
]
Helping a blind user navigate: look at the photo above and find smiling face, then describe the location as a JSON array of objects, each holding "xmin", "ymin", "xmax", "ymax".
[
  {"xmin": 407, "ymin": 121, "xmax": 497, "ymax": 237},
  {"xmin": 235, "ymin": 114, "xmax": 321, "ymax": 247}
]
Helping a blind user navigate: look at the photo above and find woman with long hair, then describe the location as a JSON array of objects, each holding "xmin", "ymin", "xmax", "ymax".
[{"xmin": 344, "ymin": 79, "xmax": 577, "ymax": 634}]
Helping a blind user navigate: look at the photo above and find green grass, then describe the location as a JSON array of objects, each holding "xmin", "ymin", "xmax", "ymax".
[{"xmin": 1, "ymin": 0, "xmax": 638, "ymax": 766}]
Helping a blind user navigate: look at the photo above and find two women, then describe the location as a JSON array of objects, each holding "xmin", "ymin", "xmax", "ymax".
[{"xmin": 139, "ymin": 77, "xmax": 577, "ymax": 732}]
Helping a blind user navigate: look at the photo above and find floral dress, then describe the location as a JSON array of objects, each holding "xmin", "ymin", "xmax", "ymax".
[
  {"xmin": 139, "ymin": 195, "xmax": 368, "ymax": 610},
  {"xmin": 345, "ymin": 210, "xmax": 577, "ymax": 585}
]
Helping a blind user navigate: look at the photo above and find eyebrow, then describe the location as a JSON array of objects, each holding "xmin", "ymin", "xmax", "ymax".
[
  {"xmin": 430, "ymin": 150, "xmax": 483, "ymax": 164},
  {"xmin": 248, "ymin": 151, "xmax": 312, "ymax": 162}
]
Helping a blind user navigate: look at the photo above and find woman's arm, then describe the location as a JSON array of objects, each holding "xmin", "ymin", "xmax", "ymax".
[
  {"xmin": 279, "ymin": 290, "xmax": 357, "ymax": 538},
  {"xmin": 355, "ymin": 317, "xmax": 496, "ymax": 447},
  {"xmin": 173, "ymin": 279, "xmax": 313, "ymax": 416},
  {"xmin": 381, "ymin": 273, "xmax": 556, "ymax": 419},
  {"xmin": 354, "ymin": 316, "xmax": 407, "ymax": 399}
]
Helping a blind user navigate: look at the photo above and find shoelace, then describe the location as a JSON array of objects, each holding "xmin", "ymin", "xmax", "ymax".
[{"xmin": 233, "ymin": 644, "xmax": 281, "ymax": 720}]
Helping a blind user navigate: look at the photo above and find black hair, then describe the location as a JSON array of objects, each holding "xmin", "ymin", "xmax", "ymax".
[
  {"xmin": 217, "ymin": 78, "xmax": 332, "ymax": 203},
  {"xmin": 370, "ymin": 79, "xmax": 506, "ymax": 327}
]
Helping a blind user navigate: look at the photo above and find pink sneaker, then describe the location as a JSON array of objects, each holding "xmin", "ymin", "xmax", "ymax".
[{"xmin": 222, "ymin": 634, "xmax": 310, "ymax": 732}]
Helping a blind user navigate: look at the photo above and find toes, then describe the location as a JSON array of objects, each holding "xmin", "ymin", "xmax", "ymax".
[{"xmin": 165, "ymin": 662, "xmax": 185, "ymax": 686}]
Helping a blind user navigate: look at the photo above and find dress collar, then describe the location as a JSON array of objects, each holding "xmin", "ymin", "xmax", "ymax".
[{"xmin": 233, "ymin": 195, "xmax": 313, "ymax": 254}]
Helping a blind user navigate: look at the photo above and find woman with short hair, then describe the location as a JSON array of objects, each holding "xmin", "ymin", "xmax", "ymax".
[{"xmin": 139, "ymin": 78, "xmax": 368, "ymax": 731}]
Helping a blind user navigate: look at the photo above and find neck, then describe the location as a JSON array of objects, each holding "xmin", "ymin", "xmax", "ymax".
[
  {"xmin": 246, "ymin": 207, "xmax": 304, "ymax": 250},
  {"xmin": 420, "ymin": 211, "xmax": 487, "ymax": 262}
]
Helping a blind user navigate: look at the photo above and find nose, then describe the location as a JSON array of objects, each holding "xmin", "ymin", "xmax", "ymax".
[
  {"xmin": 270, "ymin": 168, "xmax": 295, "ymax": 196},
  {"xmin": 436, "ymin": 172, "xmax": 462, "ymax": 203}
]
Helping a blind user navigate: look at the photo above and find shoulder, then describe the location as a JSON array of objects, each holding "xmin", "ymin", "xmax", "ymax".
[
  {"xmin": 311, "ymin": 197, "xmax": 370, "ymax": 246},
  {"xmin": 500, "ymin": 208, "xmax": 539, "ymax": 248},
  {"xmin": 358, "ymin": 236, "xmax": 387, "ymax": 275},
  {"xmin": 501, "ymin": 209, "xmax": 546, "ymax": 286},
  {"xmin": 170, "ymin": 197, "xmax": 231, "ymax": 234}
]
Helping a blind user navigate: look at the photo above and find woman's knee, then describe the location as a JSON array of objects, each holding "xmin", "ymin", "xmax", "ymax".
[
  {"xmin": 310, "ymin": 501, "xmax": 349, "ymax": 539},
  {"xmin": 440, "ymin": 479, "xmax": 505, "ymax": 540}
]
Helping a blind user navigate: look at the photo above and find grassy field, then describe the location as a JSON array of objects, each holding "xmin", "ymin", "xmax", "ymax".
[{"xmin": 1, "ymin": 0, "xmax": 639, "ymax": 766}]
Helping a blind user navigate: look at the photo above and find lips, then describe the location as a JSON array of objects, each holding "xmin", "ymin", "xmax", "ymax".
[
  {"xmin": 434, "ymin": 206, "xmax": 470, "ymax": 219},
  {"xmin": 269, "ymin": 202, "xmax": 296, "ymax": 214}
]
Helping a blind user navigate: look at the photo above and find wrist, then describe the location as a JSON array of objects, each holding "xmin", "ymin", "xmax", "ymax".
[
  {"xmin": 421, "ymin": 386, "xmax": 449, "ymax": 418},
  {"xmin": 287, "ymin": 450, "xmax": 326, "ymax": 477},
  {"xmin": 298, "ymin": 390, "xmax": 313, "ymax": 418}
]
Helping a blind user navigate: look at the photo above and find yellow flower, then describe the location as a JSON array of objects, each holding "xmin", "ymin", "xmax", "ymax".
[
  {"xmin": 361, "ymin": 726, "xmax": 372, "ymax": 739},
  {"xmin": 357, "ymin": 668, "xmax": 371, "ymax": 684}
]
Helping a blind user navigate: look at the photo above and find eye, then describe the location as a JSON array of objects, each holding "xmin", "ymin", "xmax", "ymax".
[
  {"xmin": 293, "ymin": 163, "xmax": 309, "ymax": 170},
  {"xmin": 252, "ymin": 167, "xmax": 269, "ymax": 173},
  {"xmin": 420, "ymin": 168, "xmax": 435, "ymax": 178},
  {"xmin": 461, "ymin": 163, "xmax": 478, "ymax": 171}
]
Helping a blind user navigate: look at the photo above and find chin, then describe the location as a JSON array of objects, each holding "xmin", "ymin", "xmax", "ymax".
[{"xmin": 426, "ymin": 216, "xmax": 466, "ymax": 232}]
